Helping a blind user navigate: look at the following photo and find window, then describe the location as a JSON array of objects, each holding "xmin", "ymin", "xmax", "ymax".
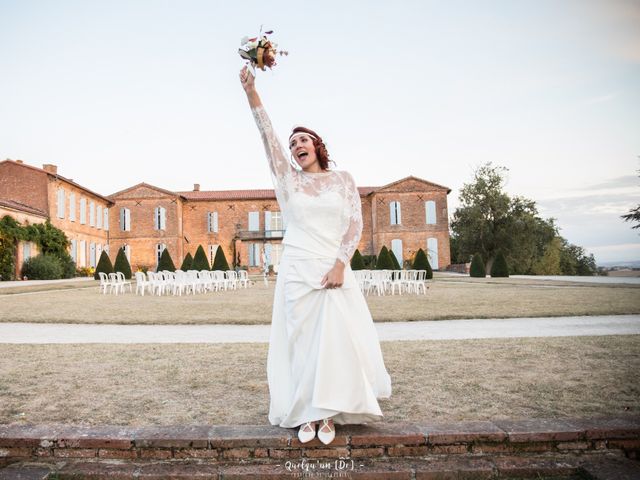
[
  {"xmin": 56, "ymin": 188, "xmax": 65, "ymax": 219},
  {"xmin": 209, "ymin": 244, "xmax": 218, "ymax": 266},
  {"xmin": 23, "ymin": 243, "xmax": 31, "ymax": 261},
  {"xmin": 89, "ymin": 201, "xmax": 95, "ymax": 227},
  {"xmin": 391, "ymin": 239, "xmax": 403, "ymax": 267},
  {"xmin": 104, "ymin": 244, "xmax": 109, "ymax": 255},
  {"xmin": 427, "ymin": 237, "xmax": 439, "ymax": 270},
  {"xmin": 79, "ymin": 240, "xmax": 86, "ymax": 267},
  {"xmin": 96, "ymin": 244, "xmax": 102, "ymax": 264},
  {"xmin": 80, "ymin": 198, "xmax": 87, "ymax": 224},
  {"xmin": 103, "ymin": 208, "xmax": 109, "ymax": 231},
  {"xmin": 70, "ymin": 239, "xmax": 77, "ymax": 263},
  {"xmin": 156, "ymin": 243, "xmax": 166, "ymax": 265},
  {"xmin": 265, "ymin": 211, "xmax": 283, "ymax": 237},
  {"xmin": 207, "ymin": 212, "xmax": 218, "ymax": 233},
  {"xmin": 248, "ymin": 243, "xmax": 261, "ymax": 266},
  {"xmin": 425, "ymin": 201, "xmax": 436, "ymax": 225},
  {"xmin": 90, "ymin": 242, "xmax": 96, "ymax": 268},
  {"xmin": 154, "ymin": 206, "xmax": 166, "ymax": 230},
  {"xmin": 96, "ymin": 206, "xmax": 102, "ymax": 229},
  {"xmin": 248, "ymin": 211, "xmax": 259, "ymax": 231},
  {"xmin": 390, "ymin": 201, "xmax": 401, "ymax": 225},
  {"xmin": 123, "ymin": 244, "xmax": 131, "ymax": 262},
  {"xmin": 69, "ymin": 193, "xmax": 76, "ymax": 222},
  {"xmin": 120, "ymin": 208, "xmax": 131, "ymax": 231}
]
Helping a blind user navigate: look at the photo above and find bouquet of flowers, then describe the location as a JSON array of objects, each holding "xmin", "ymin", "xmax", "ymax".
[{"xmin": 238, "ymin": 29, "xmax": 288, "ymax": 75}]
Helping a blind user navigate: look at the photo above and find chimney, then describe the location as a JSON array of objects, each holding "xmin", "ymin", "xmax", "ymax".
[
  {"xmin": 42, "ymin": 164, "xmax": 58, "ymax": 174},
  {"xmin": 15, "ymin": 159, "xmax": 23, "ymax": 164},
  {"xmin": 193, "ymin": 183, "xmax": 200, "ymax": 191}
]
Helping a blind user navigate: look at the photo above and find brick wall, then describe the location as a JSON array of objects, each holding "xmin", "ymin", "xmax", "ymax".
[{"xmin": 0, "ymin": 161, "xmax": 49, "ymax": 213}]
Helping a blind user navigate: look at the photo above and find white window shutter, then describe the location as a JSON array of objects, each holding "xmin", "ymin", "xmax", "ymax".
[
  {"xmin": 104, "ymin": 208, "xmax": 109, "ymax": 231},
  {"xmin": 248, "ymin": 243, "xmax": 255, "ymax": 266},
  {"xmin": 69, "ymin": 193, "xmax": 76, "ymax": 221},
  {"xmin": 397, "ymin": 202, "xmax": 402, "ymax": 224},
  {"xmin": 391, "ymin": 239, "xmax": 403, "ymax": 266},
  {"xmin": 264, "ymin": 211, "xmax": 272, "ymax": 237},
  {"xmin": 125, "ymin": 208, "xmax": 131, "ymax": 231},
  {"xmin": 389, "ymin": 202, "xmax": 395, "ymax": 224},
  {"xmin": 97, "ymin": 206, "xmax": 102, "ymax": 229},
  {"xmin": 57, "ymin": 188, "xmax": 65, "ymax": 218},
  {"xmin": 154, "ymin": 207, "xmax": 159, "ymax": 230},
  {"xmin": 80, "ymin": 198, "xmax": 86, "ymax": 224},
  {"xmin": 248, "ymin": 211, "xmax": 259, "ymax": 231},
  {"xmin": 427, "ymin": 237, "xmax": 439, "ymax": 270},
  {"xmin": 213, "ymin": 212, "xmax": 218, "ymax": 232},
  {"xmin": 120, "ymin": 208, "xmax": 125, "ymax": 230},
  {"xmin": 160, "ymin": 207, "xmax": 166, "ymax": 230},
  {"xmin": 426, "ymin": 201, "xmax": 436, "ymax": 225}
]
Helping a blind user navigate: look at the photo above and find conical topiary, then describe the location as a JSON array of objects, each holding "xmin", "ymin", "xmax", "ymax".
[
  {"xmin": 350, "ymin": 249, "xmax": 365, "ymax": 270},
  {"xmin": 212, "ymin": 246, "xmax": 230, "ymax": 271},
  {"xmin": 94, "ymin": 250, "xmax": 114, "ymax": 279},
  {"xmin": 389, "ymin": 249, "xmax": 401, "ymax": 270},
  {"xmin": 157, "ymin": 248, "xmax": 176, "ymax": 272},
  {"xmin": 113, "ymin": 247, "xmax": 132, "ymax": 279},
  {"xmin": 192, "ymin": 245, "xmax": 210, "ymax": 271},
  {"xmin": 180, "ymin": 252, "xmax": 193, "ymax": 271},
  {"xmin": 470, "ymin": 253, "xmax": 486, "ymax": 278},
  {"xmin": 490, "ymin": 251, "xmax": 509, "ymax": 277},
  {"xmin": 412, "ymin": 248, "xmax": 433, "ymax": 279},
  {"xmin": 376, "ymin": 246, "xmax": 394, "ymax": 270}
]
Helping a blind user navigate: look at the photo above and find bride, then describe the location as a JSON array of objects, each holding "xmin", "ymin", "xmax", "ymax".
[{"xmin": 239, "ymin": 66, "xmax": 392, "ymax": 445}]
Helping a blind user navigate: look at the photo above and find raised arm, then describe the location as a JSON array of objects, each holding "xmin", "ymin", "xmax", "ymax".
[
  {"xmin": 239, "ymin": 66, "xmax": 295, "ymax": 206},
  {"xmin": 336, "ymin": 171, "xmax": 363, "ymax": 266}
]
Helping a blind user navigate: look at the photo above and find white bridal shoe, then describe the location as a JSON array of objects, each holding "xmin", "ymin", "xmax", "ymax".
[
  {"xmin": 297, "ymin": 421, "xmax": 317, "ymax": 443},
  {"xmin": 317, "ymin": 418, "xmax": 335, "ymax": 445}
]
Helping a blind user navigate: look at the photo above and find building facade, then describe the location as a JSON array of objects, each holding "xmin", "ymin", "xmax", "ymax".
[{"xmin": 1, "ymin": 160, "xmax": 451, "ymax": 275}]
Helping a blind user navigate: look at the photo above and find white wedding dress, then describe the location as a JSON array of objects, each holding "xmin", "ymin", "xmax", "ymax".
[{"xmin": 252, "ymin": 106, "xmax": 392, "ymax": 428}]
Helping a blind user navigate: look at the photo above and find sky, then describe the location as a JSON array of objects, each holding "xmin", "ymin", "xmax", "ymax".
[{"xmin": 1, "ymin": 0, "xmax": 639, "ymax": 264}]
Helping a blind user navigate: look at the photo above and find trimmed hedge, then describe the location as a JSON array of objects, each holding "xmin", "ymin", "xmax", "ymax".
[
  {"xmin": 490, "ymin": 251, "xmax": 509, "ymax": 277},
  {"xmin": 114, "ymin": 247, "xmax": 132, "ymax": 279},
  {"xmin": 376, "ymin": 246, "xmax": 394, "ymax": 270},
  {"xmin": 412, "ymin": 248, "xmax": 433, "ymax": 279},
  {"xmin": 21, "ymin": 254, "xmax": 63, "ymax": 280},
  {"xmin": 470, "ymin": 253, "xmax": 486, "ymax": 278},
  {"xmin": 212, "ymin": 246, "xmax": 230, "ymax": 271},
  {"xmin": 94, "ymin": 251, "xmax": 114, "ymax": 279},
  {"xmin": 389, "ymin": 249, "xmax": 401, "ymax": 270},
  {"xmin": 192, "ymin": 245, "xmax": 210, "ymax": 271},
  {"xmin": 157, "ymin": 248, "xmax": 176, "ymax": 272},
  {"xmin": 351, "ymin": 249, "xmax": 365, "ymax": 270},
  {"xmin": 180, "ymin": 252, "xmax": 193, "ymax": 271}
]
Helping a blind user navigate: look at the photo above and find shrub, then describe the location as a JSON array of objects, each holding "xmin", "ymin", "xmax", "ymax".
[
  {"xmin": 212, "ymin": 246, "xmax": 230, "ymax": 271},
  {"xmin": 351, "ymin": 249, "xmax": 365, "ymax": 270},
  {"xmin": 470, "ymin": 253, "xmax": 486, "ymax": 278},
  {"xmin": 192, "ymin": 245, "xmax": 210, "ymax": 270},
  {"xmin": 76, "ymin": 266, "xmax": 93, "ymax": 277},
  {"xmin": 94, "ymin": 250, "xmax": 114, "ymax": 279},
  {"xmin": 21, "ymin": 254, "xmax": 63, "ymax": 280},
  {"xmin": 376, "ymin": 246, "xmax": 394, "ymax": 270},
  {"xmin": 389, "ymin": 249, "xmax": 401, "ymax": 270},
  {"xmin": 157, "ymin": 248, "xmax": 176, "ymax": 272},
  {"xmin": 113, "ymin": 247, "xmax": 132, "ymax": 279},
  {"xmin": 180, "ymin": 252, "xmax": 193, "ymax": 271},
  {"xmin": 490, "ymin": 251, "xmax": 509, "ymax": 277},
  {"xmin": 361, "ymin": 255, "xmax": 376, "ymax": 269},
  {"xmin": 60, "ymin": 253, "xmax": 76, "ymax": 278},
  {"xmin": 0, "ymin": 237, "xmax": 16, "ymax": 281},
  {"xmin": 412, "ymin": 248, "xmax": 433, "ymax": 279}
]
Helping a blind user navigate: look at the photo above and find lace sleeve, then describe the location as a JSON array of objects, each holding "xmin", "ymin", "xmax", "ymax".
[
  {"xmin": 251, "ymin": 106, "xmax": 296, "ymax": 210},
  {"xmin": 336, "ymin": 171, "xmax": 363, "ymax": 266}
]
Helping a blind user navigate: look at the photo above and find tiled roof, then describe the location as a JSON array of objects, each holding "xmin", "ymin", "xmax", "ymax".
[
  {"xmin": 0, "ymin": 198, "xmax": 48, "ymax": 217},
  {"xmin": 178, "ymin": 187, "xmax": 379, "ymax": 201}
]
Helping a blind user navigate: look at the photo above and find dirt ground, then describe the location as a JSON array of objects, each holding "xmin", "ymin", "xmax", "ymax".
[
  {"xmin": 0, "ymin": 335, "xmax": 638, "ymax": 426},
  {"xmin": 0, "ymin": 276, "xmax": 638, "ymax": 324}
]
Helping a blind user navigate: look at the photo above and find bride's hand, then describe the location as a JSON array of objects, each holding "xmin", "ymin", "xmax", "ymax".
[
  {"xmin": 321, "ymin": 261, "xmax": 345, "ymax": 289},
  {"xmin": 239, "ymin": 65, "xmax": 255, "ymax": 93}
]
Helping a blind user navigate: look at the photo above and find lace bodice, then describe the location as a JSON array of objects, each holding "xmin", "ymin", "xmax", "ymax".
[{"xmin": 252, "ymin": 106, "xmax": 362, "ymax": 265}]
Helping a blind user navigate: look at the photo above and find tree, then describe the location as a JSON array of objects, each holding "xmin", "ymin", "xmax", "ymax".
[
  {"xmin": 532, "ymin": 237, "xmax": 562, "ymax": 275},
  {"xmin": 470, "ymin": 253, "xmax": 486, "ymax": 278},
  {"xmin": 94, "ymin": 250, "xmax": 113, "ymax": 279},
  {"xmin": 351, "ymin": 249, "xmax": 365, "ymax": 270},
  {"xmin": 113, "ymin": 247, "xmax": 132, "ymax": 279},
  {"xmin": 389, "ymin": 249, "xmax": 401, "ymax": 270},
  {"xmin": 375, "ymin": 246, "xmax": 394, "ymax": 270},
  {"xmin": 412, "ymin": 248, "xmax": 433, "ymax": 279},
  {"xmin": 180, "ymin": 252, "xmax": 193, "ymax": 271},
  {"xmin": 212, "ymin": 246, "xmax": 230, "ymax": 271},
  {"xmin": 490, "ymin": 251, "xmax": 509, "ymax": 277},
  {"xmin": 192, "ymin": 245, "xmax": 210, "ymax": 271},
  {"xmin": 157, "ymin": 248, "xmax": 176, "ymax": 272},
  {"xmin": 621, "ymin": 205, "xmax": 640, "ymax": 230}
]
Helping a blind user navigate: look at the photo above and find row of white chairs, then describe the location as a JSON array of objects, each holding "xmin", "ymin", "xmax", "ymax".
[
  {"xmin": 353, "ymin": 269, "xmax": 430, "ymax": 296},
  {"xmin": 97, "ymin": 272, "xmax": 133, "ymax": 295},
  {"xmin": 135, "ymin": 270, "xmax": 249, "ymax": 296}
]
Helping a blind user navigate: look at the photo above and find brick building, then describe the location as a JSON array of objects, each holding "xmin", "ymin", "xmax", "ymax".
[
  {"xmin": 0, "ymin": 160, "xmax": 114, "ymax": 277},
  {"xmin": 1, "ymin": 159, "xmax": 451, "ymax": 275}
]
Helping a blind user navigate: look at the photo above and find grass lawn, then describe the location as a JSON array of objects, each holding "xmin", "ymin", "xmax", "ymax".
[
  {"xmin": 0, "ymin": 335, "xmax": 637, "ymax": 426},
  {"xmin": 0, "ymin": 275, "xmax": 638, "ymax": 324}
]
